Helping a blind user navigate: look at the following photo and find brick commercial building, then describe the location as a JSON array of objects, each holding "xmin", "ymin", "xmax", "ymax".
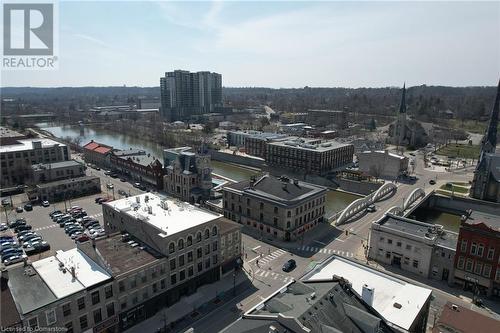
[
  {"xmin": 1, "ymin": 136, "xmax": 70, "ymax": 188},
  {"xmin": 265, "ymin": 138, "xmax": 354, "ymax": 175},
  {"xmin": 432, "ymin": 301, "xmax": 500, "ymax": 333},
  {"xmin": 30, "ymin": 160, "xmax": 86, "ymax": 185},
  {"xmin": 453, "ymin": 210, "xmax": 500, "ymax": 298},
  {"xmin": 110, "ymin": 150, "xmax": 164, "ymax": 189},
  {"xmin": 222, "ymin": 175, "xmax": 327, "ymax": 241},
  {"xmin": 83, "ymin": 140, "xmax": 113, "ymax": 169}
]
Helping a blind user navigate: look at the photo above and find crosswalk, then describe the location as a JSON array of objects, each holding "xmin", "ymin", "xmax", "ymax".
[
  {"xmin": 35, "ymin": 224, "xmax": 57, "ymax": 232},
  {"xmin": 89, "ymin": 213, "xmax": 103, "ymax": 219},
  {"xmin": 296, "ymin": 245, "xmax": 355, "ymax": 258},
  {"xmin": 252, "ymin": 268, "xmax": 294, "ymax": 283},
  {"xmin": 258, "ymin": 249, "xmax": 287, "ymax": 265}
]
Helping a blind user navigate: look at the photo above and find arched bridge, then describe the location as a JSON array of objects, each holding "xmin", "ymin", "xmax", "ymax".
[
  {"xmin": 403, "ymin": 188, "xmax": 425, "ymax": 210},
  {"xmin": 332, "ymin": 182, "xmax": 397, "ymax": 225}
]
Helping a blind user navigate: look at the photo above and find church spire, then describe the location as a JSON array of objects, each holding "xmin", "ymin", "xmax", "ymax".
[
  {"xmin": 480, "ymin": 79, "xmax": 500, "ymax": 155},
  {"xmin": 398, "ymin": 83, "xmax": 407, "ymax": 114}
]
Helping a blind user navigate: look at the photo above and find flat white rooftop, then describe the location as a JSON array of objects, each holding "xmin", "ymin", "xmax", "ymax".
[
  {"xmin": 0, "ymin": 138, "xmax": 66, "ymax": 153},
  {"xmin": 303, "ymin": 256, "xmax": 432, "ymax": 331},
  {"xmin": 106, "ymin": 193, "xmax": 221, "ymax": 236},
  {"xmin": 32, "ymin": 248, "xmax": 111, "ymax": 299}
]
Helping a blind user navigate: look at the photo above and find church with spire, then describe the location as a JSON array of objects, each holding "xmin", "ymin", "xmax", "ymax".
[
  {"xmin": 388, "ymin": 84, "xmax": 429, "ymax": 148},
  {"xmin": 469, "ymin": 80, "xmax": 500, "ymax": 202}
]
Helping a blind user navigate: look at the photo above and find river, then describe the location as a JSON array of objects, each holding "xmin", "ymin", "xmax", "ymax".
[{"xmin": 37, "ymin": 123, "xmax": 359, "ymax": 216}]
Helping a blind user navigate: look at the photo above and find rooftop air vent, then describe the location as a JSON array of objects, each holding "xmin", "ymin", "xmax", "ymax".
[{"xmin": 393, "ymin": 302, "xmax": 402, "ymax": 309}]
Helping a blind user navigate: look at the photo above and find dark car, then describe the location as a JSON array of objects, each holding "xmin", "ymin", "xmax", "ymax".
[
  {"xmin": 49, "ymin": 210, "xmax": 62, "ymax": 218},
  {"xmin": 25, "ymin": 241, "xmax": 50, "ymax": 255},
  {"xmin": 14, "ymin": 225, "xmax": 32, "ymax": 233},
  {"xmin": 119, "ymin": 178, "xmax": 127, "ymax": 182},
  {"xmin": 76, "ymin": 234, "xmax": 90, "ymax": 243},
  {"xmin": 95, "ymin": 197, "xmax": 104, "ymax": 203},
  {"xmin": 429, "ymin": 179, "xmax": 436, "ymax": 185},
  {"xmin": 110, "ymin": 173, "xmax": 118, "ymax": 178},
  {"xmin": 97, "ymin": 198, "xmax": 109, "ymax": 204},
  {"xmin": 1, "ymin": 198, "xmax": 11, "ymax": 206},
  {"xmin": 282, "ymin": 259, "xmax": 296, "ymax": 272},
  {"xmin": 9, "ymin": 219, "xmax": 26, "ymax": 229},
  {"xmin": 24, "ymin": 203, "xmax": 33, "ymax": 211}
]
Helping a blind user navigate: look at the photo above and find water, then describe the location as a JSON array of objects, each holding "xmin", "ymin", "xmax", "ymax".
[
  {"xmin": 38, "ymin": 123, "xmax": 359, "ymax": 214},
  {"xmin": 411, "ymin": 208, "xmax": 462, "ymax": 232}
]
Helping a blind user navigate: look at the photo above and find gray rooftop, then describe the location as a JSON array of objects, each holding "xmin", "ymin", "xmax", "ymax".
[
  {"xmin": 32, "ymin": 159, "xmax": 83, "ymax": 171},
  {"xmin": 119, "ymin": 154, "xmax": 160, "ymax": 167},
  {"xmin": 225, "ymin": 175, "xmax": 326, "ymax": 205},
  {"xmin": 268, "ymin": 139, "xmax": 352, "ymax": 152},
  {"xmin": 465, "ymin": 210, "xmax": 500, "ymax": 232},
  {"xmin": 36, "ymin": 175, "xmax": 99, "ymax": 189},
  {"xmin": 113, "ymin": 149, "xmax": 146, "ymax": 157},
  {"xmin": 7, "ymin": 265, "xmax": 57, "ymax": 315}
]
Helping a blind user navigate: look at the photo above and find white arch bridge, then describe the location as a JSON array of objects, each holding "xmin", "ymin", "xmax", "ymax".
[{"xmin": 331, "ymin": 185, "xmax": 426, "ymax": 225}]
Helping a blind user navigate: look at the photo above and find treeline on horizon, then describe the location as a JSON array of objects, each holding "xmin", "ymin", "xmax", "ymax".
[{"xmin": 1, "ymin": 85, "xmax": 497, "ymax": 121}]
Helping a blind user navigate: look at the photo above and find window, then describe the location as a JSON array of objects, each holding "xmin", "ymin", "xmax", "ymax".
[
  {"xmin": 62, "ymin": 303, "xmax": 71, "ymax": 317},
  {"xmin": 197, "ymin": 247, "xmax": 202, "ymax": 258},
  {"xmin": 169, "ymin": 242, "xmax": 175, "ymax": 254},
  {"xmin": 141, "ymin": 272, "xmax": 147, "ymax": 283},
  {"xmin": 77, "ymin": 297, "xmax": 85, "ymax": 310},
  {"xmin": 287, "ymin": 211, "xmax": 291, "ymax": 217},
  {"xmin": 91, "ymin": 291, "xmax": 100, "ymax": 305},
  {"xmin": 396, "ymin": 241, "xmax": 402, "ymax": 247},
  {"xmin": 385, "ymin": 251, "xmax": 391, "ymax": 259},
  {"xmin": 274, "ymin": 206, "xmax": 278, "ymax": 214},
  {"xmin": 79, "ymin": 315, "xmax": 88, "ymax": 330},
  {"xmin": 180, "ymin": 270, "xmax": 186, "ymax": 281},
  {"xmin": 105, "ymin": 285, "xmax": 113, "ymax": 299},
  {"xmin": 212, "ymin": 241, "xmax": 218, "ymax": 251},
  {"xmin": 118, "ymin": 281, "xmax": 125, "ymax": 293},
  {"xmin": 188, "ymin": 266, "xmax": 193, "ymax": 277},
  {"xmin": 379, "ymin": 237, "xmax": 385, "ymax": 242},
  {"xmin": 457, "ymin": 256, "xmax": 464, "ymax": 269},
  {"xmin": 488, "ymin": 248, "xmax": 495, "ymax": 260},
  {"xmin": 106, "ymin": 303, "xmax": 115, "ymax": 317},
  {"xmin": 273, "ymin": 217, "xmax": 278, "ymax": 226},
  {"xmin": 187, "ymin": 251, "xmax": 193, "ymax": 262},
  {"xmin": 496, "ymin": 269, "xmax": 500, "ymax": 282},
  {"xmin": 142, "ymin": 288, "xmax": 148, "ymax": 300},
  {"xmin": 130, "ymin": 276, "xmax": 137, "ymax": 288},
  {"xmin": 46, "ymin": 309, "xmax": 57, "ymax": 325},
  {"xmin": 460, "ymin": 240, "xmax": 467, "ymax": 252},
  {"xmin": 179, "ymin": 255, "xmax": 185, "ymax": 267},
  {"xmin": 205, "ymin": 229, "xmax": 210, "ymax": 239},
  {"xmin": 65, "ymin": 321, "xmax": 73, "ymax": 333},
  {"xmin": 465, "ymin": 259, "xmax": 473, "ymax": 272},
  {"xmin": 474, "ymin": 262, "xmax": 483, "ymax": 275},
  {"xmin": 213, "ymin": 254, "xmax": 218, "ymax": 264},
  {"xmin": 28, "ymin": 317, "xmax": 38, "ymax": 329},
  {"xmin": 387, "ymin": 239, "xmax": 392, "ymax": 244},
  {"xmin": 471, "ymin": 242, "xmax": 477, "ymax": 255},
  {"xmin": 153, "ymin": 282, "xmax": 158, "ymax": 293},
  {"xmin": 196, "ymin": 232, "xmax": 202, "ymax": 242},
  {"xmin": 483, "ymin": 265, "xmax": 492, "ymax": 278},
  {"xmin": 198, "ymin": 262, "xmax": 203, "ymax": 272},
  {"xmin": 413, "ymin": 260, "xmax": 419, "ymax": 268},
  {"xmin": 406, "ymin": 244, "xmax": 412, "ymax": 250},
  {"xmin": 212, "ymin": 226, "xmax": 218, "ymax": 236},
  {"xmin": 205, "ymin": 244, "xmax": 210, "ymax": 255},
  {"xmin": 205, "ymin": 258, "xmax": 210, "ymax": 269},
  {"xmin": 171, "ymin": 274, "xmax": 177, "ymax": 285},
  {"xmin": 187, "ymin": 235, "xmax": 193, "ymax": 246},
  {"xmin": 170, "ymin": 258, "xmax": 176, "ymax": 270},
  {"xmin": 161, "ymin": 279, "xmax": 166, "ymax": 289},
  {"xmin": 93, "ymin": 309, "xmax": 102, "ymax": 324},
  {"xmin": 477, "ymin": 244, "xmax": 484, "ymax": 257},
  {"xmin": 178, "ymin": 238, "xmax": 184, "ymax": 250}
]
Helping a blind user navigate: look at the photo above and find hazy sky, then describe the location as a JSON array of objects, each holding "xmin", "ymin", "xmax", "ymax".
[{"xmin": 2, "ymin": 0, "xmax": 499, "ymax": 88}]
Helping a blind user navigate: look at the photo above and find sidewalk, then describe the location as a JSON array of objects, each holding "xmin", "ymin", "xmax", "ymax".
[{"xmin": 125, "ymin": 271, "xmax": 250, "ymax": 333}]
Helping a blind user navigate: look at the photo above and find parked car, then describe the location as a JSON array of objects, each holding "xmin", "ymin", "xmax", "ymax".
[
  {"xmin": 97, "ymin": 198, "xmax": 109, "ymax": 204},
  {"xmin": 42, "ymin": 201, "xmax": 50, "ymax": 207},
  {"xmin": 25, "ymin": 241, "xmax": 50, "ymax": 255},
  {"xmin": 70, "ymin": 231, "xmax": 84, "ymax": 239},
  {"xmin": 119, "ymin": 178, "xmax": 127, "ymax": 182},
  {"xmin": 118, "ymin": 189, "xmax": 127, "ymax": 196},
  {"xmin": 282, "ymin": 259, "xmax": 296, "ymax": 272},
  {"xmin": 16, "ymin": 230, "xmax": 33, "ymax": 239},
  {"xmin": 133, "ymin": 182, "xmax": 141, "ymax": 188},
  {"xmin": 14, "ymin": 225, "xmax": 32, "ymax": 233},
  {"xmin": 20, "ymin": 234, "xmax": 41, "ymax": 244},
  {"xmin": 76, "ymin": 234, "xmax": 90, "ymax": 242},
  {"xmin": 24, "ymin": 203, "xmax": 33, "ymax": 211},
  {"xmin": 90, "ymin": 231, "xmax": 106, "ymax": 239},
  {"xmin": 429, "ymin": 179, "xmax": 436, "ymax": 185},
  {"xmin": 49, "ymin": 210, "xmax": 62, "ymax": 218},
  {"xmin": 3, "ymin": 254, "xmax": 27, "ymax": 266},
  {"xmin": 110, "ymin": 173, "xmax": 118, "ymax": 178},
  {"xmin": 0, "ymin": 223, "xmax": 8, "ymax": 231},
  {"xmin": 9, "ymin": 219, "xmax": 26, "ymax": 228},
  {"xmin": 1, "ymin": 247, "xmax": 23, "ymax": 257},
  {"xmin": 366, "ymin": 205, "xmax": 376, "ymax": 213},
  {"xmin": 1, "ymin": 198, "xmax": 11, "ymax": 206},
  {"xmin": 95, "ymin": 197, "xmax": 104, "ymax": 203},
  {"xmin": 104, "ymin": 170, "xmax": 112, "ymax": 176},
  {"xmin": 106, "ymin": 183, "xmax": 114, "ymax": 189},
  {"xmin": 15, "ymin": 206, "xmax": 23, "ymax": 213}
]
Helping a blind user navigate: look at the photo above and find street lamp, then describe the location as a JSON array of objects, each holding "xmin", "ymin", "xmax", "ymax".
[{"xmin": 233, "ymin": 271, "xmax": 236, "ymax": 296}]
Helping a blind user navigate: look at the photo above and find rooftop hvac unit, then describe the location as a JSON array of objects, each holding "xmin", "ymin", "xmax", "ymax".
[
  {"xmin": 136, "ymin": 196, "xmax": 140, "ymax": 204},
  {"xmin": 362, "ymin": 284, "xmax": 374, "ymax": 307},
  {"xmin": 145, "ymin": 195, "xmax": 149, "ymax": 202},
  {"xmin": 147, "ymin": 206, "xmax": 153, "ymax": 214}
]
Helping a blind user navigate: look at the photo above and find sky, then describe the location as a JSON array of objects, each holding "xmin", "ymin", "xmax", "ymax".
[{"xmin": 1, "ymin": 0, "xmax": 500, "ymax": 88}]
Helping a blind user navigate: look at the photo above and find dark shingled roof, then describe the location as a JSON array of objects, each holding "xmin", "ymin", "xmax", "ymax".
[
  {"xmin": 1, "ymin": 276, "xmax": 21, "ymax": 328},
  {"xmin": 225, "ymin": 175, "xmax": 326, "ymax": 204}
]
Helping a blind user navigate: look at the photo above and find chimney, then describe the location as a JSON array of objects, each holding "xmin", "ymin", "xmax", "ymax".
[
  {"xmin": 71, "ymin": 266, "xmax": 76, "ymax": 279},
  {"xmin": 362, "ymin": 284, "xmax": 375, "ymax": 307},
  {"xmin": 451, "ymin": 304, "xmax": 459, "ymax": 311}
]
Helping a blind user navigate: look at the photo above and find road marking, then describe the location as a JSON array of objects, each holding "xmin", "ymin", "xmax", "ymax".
[
  {"xmin": 248, "ymin": 256, "xmax": 260, "ymax": 263},
  {"xmin": 264, "ymin": 272, "xmax": 270, "ymax": 277},
  {"xmin": 252, "ymin": 245, "xmax": 261, "ymax": 251},
  {"xmin": 313, "ymin": 240, "xmax": 326, "ymax": 246},
  {"xmin": 35, "ymin": 225, "xmax": 57, "ymax": 231}
]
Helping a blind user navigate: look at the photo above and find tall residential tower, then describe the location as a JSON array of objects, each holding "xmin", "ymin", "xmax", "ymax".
[{"xmin": 160, "ymin": 70, "xmax": 222, "ymax": 121}]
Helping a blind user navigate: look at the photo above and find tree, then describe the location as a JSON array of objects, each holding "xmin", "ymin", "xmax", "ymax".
[{"xmin": 368, "ymin": 118, "xmax": 376, "ymax": 131}]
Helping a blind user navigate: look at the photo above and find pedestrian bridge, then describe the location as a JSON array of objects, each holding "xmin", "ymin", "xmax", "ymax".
[{"xmin": 332, "ymin": 182, "xmax": 397, "ymax": 225}]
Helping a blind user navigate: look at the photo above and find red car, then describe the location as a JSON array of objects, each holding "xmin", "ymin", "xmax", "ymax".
[{"xmin": 76, "ymin": 234, "xmax": 90, "ymax": 243}]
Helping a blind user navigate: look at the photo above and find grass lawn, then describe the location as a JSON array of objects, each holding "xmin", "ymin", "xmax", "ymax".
[
  {"xmin": 435, "ymin": 144, "xmax": 481, "ymax": 160},
  {"xmin": 447, "ymin": 119, "xmax": 500, "ymax": 134},
  {"xmin": 440, "ymin": 183, "xmax": 470, "ymax": 194}
]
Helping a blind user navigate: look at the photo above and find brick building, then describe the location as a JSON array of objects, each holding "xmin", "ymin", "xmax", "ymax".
[
  {"xmin": 82, "ymin": 141, "xmax": 113, "ymax": 169},
  {"xmin": 110, "ymin": 151, "xmax": 164, "ymax": 189},
  {"xmin": 453, "ymin": 210, "xmax": 500, "ymax": 298}
]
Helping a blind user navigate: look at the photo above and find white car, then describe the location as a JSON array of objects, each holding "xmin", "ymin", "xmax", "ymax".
[
  {"xmin": 88, "ymin": 227, "xmax": 104, "ymax": 235},
  {"xmin": 70, "ymin": 231, "xmax": 84, "ymax": 239},
  {"xmin": 0, "ymin": 223, "xmax": 8, "ymax": 231},
  {"xmin": 42, "ymin": 201, "xmax": 50, "ymax": 207},
  {"xmin": 90, "ymin": 231, "xmax": 105, "ymax": 239}
]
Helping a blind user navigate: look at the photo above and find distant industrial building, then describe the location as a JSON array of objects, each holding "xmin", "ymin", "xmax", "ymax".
[
  {"xmin": 0, "ymin": 135, "xmax": 70, "ymax": 188},
  {"xmin": 307, "ymin": 109, "xmax": 348, "ymax": 129},
  {"xmin": 160, "ymin": 70, "xmax": 222, "ymax": 121},
  {"xmin": 163, "ymin": 147, "xmax": 212, "ymax": 203},
  {"xmin": 222, "ymin": 175, "xmax": 327, "ymax": 241},
  {"xmin": 358, "ymin": 150, "xmax": 409, "ymax": 179},
  {"xmin": 369, "ymin": 213, "xmax": 457, "ymax": 284}
]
